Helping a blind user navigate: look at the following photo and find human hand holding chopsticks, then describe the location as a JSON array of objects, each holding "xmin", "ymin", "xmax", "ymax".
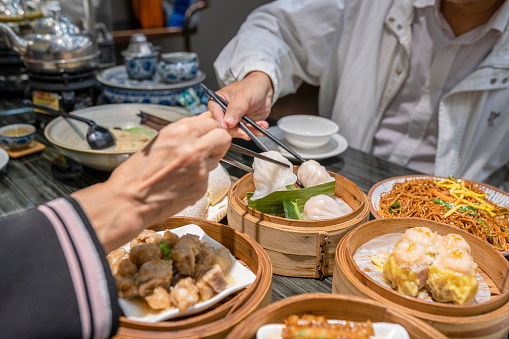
[{"xmin": 207, "ymin": 71, "xmax": 273, "ymax": 140}]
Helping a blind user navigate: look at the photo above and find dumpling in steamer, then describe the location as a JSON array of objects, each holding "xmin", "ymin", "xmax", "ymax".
[
  {"xmin": 207, "ymin": 163, "xmax": 231, "ymax": 206},
  {"xmin": 383, "ymin": 241, "xmax": 434, "ymax": 297},
  {"xmin": 251, "ymin": 151, "xmax": 296, "ymax": 200},
  {"xmin": 302, "ymin": 194, "xmax": 352, "ymax": 220},
  {"xmin": 297, "ymin": 160, "xmax": 334, "ymax": 188},
  {"xmin": 427, "ymin": 249, "xmax": 478, "ymax": 305},
  {"xmin": 399, "ymin": 227, "xmax": 442, "ymax": 255},
  {"xmin": 437, "ymin": 233, "xmax": 471, "ymax": 255},
  {"xmin": 175, "ymin": 193, "xmax": 209, "ymax": 219}
]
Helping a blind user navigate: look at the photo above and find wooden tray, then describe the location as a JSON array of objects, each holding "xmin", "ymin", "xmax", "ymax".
[
  {"xmin": 226, "ymin": 293, "xmax": 446, "ymax": 339},
  {"xmin": 227, "ymin": 168, "xmax": 369, "ymax": 278},
  {"xmin": 333, "ymin": 218, "xmax": 509, "ymax": 339},
  {"xmin": 114, "ymin": 217, "xmax": 272, "ymax": 339},
  {"xmin": 2, "ymin": 141, "xmax": 45, "ymax": 158}
]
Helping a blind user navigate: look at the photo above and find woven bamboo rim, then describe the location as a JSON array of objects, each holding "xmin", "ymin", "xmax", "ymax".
[
  {"xmin": 227, "ymin": 169, "xmax": 369, "ymax": 278},
  {"xmin": 333, "ymin": 218, "xmax": 509, "ymax": 338},
  {"xmin": 226, "ymin": 292, "xmax": 446, "ymax": 339},
  {"xmin": 114, "ymin": 217, "xmax": 272, "ymax": 339}
]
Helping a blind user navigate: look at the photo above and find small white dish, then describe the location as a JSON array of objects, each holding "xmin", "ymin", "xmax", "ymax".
[
  {"xmin": 118, "ymin": 224, "xmax": 256, "ymax": 323},
  {"xmin": 0, "ymin": 148, "xmax": 9, "ymax": 170},
  {"xmin": 277, "ymin": 115, "xmax": 339, "ymax": 150},
  {"xmin": 259, "ymin": 126, "xmax": 348, "ymax": 160},
  {"xmin": 256, "ymin": 321, "xmax": 409, "ymax": 339}
]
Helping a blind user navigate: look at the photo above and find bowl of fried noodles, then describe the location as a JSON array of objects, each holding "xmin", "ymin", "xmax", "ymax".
[
  {"xmin": 44, "ymin": 103, "xmax": 193, "ymax": 171},
  {"xmin": 368, "ymin": 175, "xmax": 509, "ymax": 254}
]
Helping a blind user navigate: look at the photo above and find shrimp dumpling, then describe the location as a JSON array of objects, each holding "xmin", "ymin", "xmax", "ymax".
[
  {"xmin": 302, "ymin": 194, "xmax": 351, "ymax": 220},
  {"xmin": 427, "ymin": 249, "xmax": 478, "ymax": 305},
  {"xmin": 297, "ymin": 160, "xmax": 334, "ymax": 188},
  {"xmin": 251, "ymin": 151, "xmax": 296, "ymax": 200},
  {"xmin": 383, "ymin": 241, "xmax": 434, "ymax": 296}
]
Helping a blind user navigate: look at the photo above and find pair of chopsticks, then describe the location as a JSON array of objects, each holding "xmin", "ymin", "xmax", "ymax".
[
  {"xmin": 136, "ymin": 110, "xmax": 290, "ymax": 173},
  {"xmin": 199, "ymin": 83, "xmax": 307, "ymax": 163}
]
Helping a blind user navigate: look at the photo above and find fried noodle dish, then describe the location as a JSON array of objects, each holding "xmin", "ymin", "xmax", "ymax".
[
  {"xmin": 282, "ymin": 315, "xmax": 373, "ymax": 339},
  {"xmin": 378, "ymin": 177, "xmax": 509, "ymax": 251}
]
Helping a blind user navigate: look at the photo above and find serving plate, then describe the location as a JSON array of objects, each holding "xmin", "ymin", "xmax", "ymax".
[
  {"xmin": 368, "ymin": 175, "xmax": 509, "ymax": 256},
  {"xmin": 0, "ymin": 148, "xmax": 8, "ymax": 170},
  {"xmin": 256, "ymin": 321, "xmax": 409, "ymax": 339},
  {"xmin": 118, "ymin": 224, "xmax": 256, "ymax": 323},
  {"xmin": 258, "ymin": 126, "xmax": 348, "ymax": 160}
]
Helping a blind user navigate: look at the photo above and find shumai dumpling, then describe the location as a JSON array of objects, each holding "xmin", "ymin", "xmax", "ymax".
[
  {"xmin": 436, "ymin": 233, "xmax": 471, "ymax": 255},
  {"xmin": 383, "ymin": 241, "xmax": 434, "ymax": 297},
  {"xmin": 427, "ymin": 249, "xmax": 478, "ymax": 305},
  {"xmin": 398, "ymin": 227, "xmax": 442, "ymax": 256}
]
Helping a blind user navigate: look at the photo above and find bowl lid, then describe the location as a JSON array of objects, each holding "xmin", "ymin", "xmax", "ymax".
[{"xmin": 97, "ymin": 65, "xmax": 206, "ymax": 91}]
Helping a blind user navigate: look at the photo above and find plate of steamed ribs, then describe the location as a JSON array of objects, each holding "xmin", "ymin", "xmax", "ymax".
[{"xmin": 107, "ymin": 224, "xmax": 256, "ymax": 323}]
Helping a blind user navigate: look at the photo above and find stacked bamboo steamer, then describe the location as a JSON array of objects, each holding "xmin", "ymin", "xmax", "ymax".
[
  {"xmin": 227, "ymin": 169, "xmax": 369, "ymax": 278},
  {"xmin": 333, "ymin": 218, "xmax": 509, "ymax": 339},
  {"xmin": 227, "ymin": 293, "xmax": 447, "ymax": 338},
  {"xmin": 114, "ymin": 217, "xmax": 272, "ymax": 339}
]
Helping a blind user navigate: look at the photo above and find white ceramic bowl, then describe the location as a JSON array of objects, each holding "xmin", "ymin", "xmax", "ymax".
[
  {"xmin": 44, "ymin": 104, "xmax": 192, "ymax": 171},
  {"xmin": 277, "ymin": 115, "xmax": 339, "ymax": 150}
]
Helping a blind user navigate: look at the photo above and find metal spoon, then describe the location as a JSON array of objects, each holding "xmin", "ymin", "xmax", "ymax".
[{"xmin": 23, "ymin": 100, "xmax": 115, "ymax": 150}]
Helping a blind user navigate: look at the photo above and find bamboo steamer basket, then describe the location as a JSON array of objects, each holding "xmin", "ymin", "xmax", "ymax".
[
  {"xmin": 114, "ymin": 217, "xmax": 272, "ymax": 339},
  {"xmin": 226, "ymin": 292, "xmax": 447, "ymax": 338},
  {"xmin": 333, "ymin": 218, "xmax": 509, "ymax": 339},
  {"xmin": 227, "ymin": 169, "xmax": 369, "ymax": 278}
]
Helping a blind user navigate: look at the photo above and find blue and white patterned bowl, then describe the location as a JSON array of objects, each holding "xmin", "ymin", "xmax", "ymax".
[
  {"xmin": 0, "ymin": 124, "xmax": 36, "ymax": 150},
  {"xmin": 97, "ymin": 65, "xmax": 207, "ymax": 106},
  {"xmin": 123, "ymin": 52, "xmax": 159, "ymax": 80},
  {"xmin": 157, "ymin": 52, "xmax": 199, "ymax": 83}
]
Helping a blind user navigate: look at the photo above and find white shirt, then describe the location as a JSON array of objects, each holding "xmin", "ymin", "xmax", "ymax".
[
  {"xmin": 373, "ymin": 0, "xmax": 506, "ymax": 174},
  {"xmin": 214, "ymin": 0, "xmax": 509, "ymax": 186}
]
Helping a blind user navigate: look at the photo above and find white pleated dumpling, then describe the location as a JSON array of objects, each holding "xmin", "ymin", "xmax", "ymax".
[
  {"xmin": 251, "ymin": 150, "xmax": 297, "ymax": 200},
  {"xmin": 303, "ymin": 194, "xmax": 350, "ymax": 220},
  {"xmin": 297, "ymin": 160, "xmax": 334, "ymax": 188}
]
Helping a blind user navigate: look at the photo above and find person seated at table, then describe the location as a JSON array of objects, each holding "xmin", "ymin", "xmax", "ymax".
[
  {"xmin": 210, "ymin": 0, "xmax": 509, "ymax": 189},
  {"xmin": 0, "ymin": 113, "xmax": 231, "ymax": 338}
]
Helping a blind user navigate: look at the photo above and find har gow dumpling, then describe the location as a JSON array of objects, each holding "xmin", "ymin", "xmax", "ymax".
[
  {"xmin": 297, "ymin": 160, "xmax": 334, "ymax": 188},
  {"xmin": 251, "ymin": 151, "xmax": 296, "ymax": 200},
  {"xmin": 302, "ymin": 194, "xmax": 351, "ymax": 220}
]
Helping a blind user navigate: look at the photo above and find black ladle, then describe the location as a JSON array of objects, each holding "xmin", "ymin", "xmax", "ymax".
[{"xmin": 23, "ymin": 100, "xmax": 115, "ymax": 150}]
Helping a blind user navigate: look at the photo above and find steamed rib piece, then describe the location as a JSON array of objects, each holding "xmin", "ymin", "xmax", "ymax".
[
  {"xmin": 201, "ymin": 264, "xmax": 228, "ymax": 293},
  {"xmin": 171, "ymin": 234, "xmax": 201, "ymax": 276},
  {"xmin": 251, "ymin": 150, "xmax": 296, "ymax": 200},
  {"xmin": 129, "ymin": 243, "xmax": 163, "ymax": 267},
  {"xmin": 136, "ymin": 259, "xmax": 173, "ymax": 297},
  {"xmin": 297, "ymin": 160, "xmax": 334, "ymax": 188}
]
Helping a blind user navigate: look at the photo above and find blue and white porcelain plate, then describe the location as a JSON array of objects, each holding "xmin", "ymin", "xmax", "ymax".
[{"xmin": 97, "ymin": 65, "xmax": 205, "ymax": 91}]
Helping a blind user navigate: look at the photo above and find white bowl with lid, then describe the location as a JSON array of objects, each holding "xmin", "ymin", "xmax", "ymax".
[{"xmin": 277, "ymin": 115, "xmax": 339, "ymax": 150}]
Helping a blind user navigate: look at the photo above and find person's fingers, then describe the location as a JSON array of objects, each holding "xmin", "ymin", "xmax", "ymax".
[
  {"xmin": 223, "ymin": 98, "xmax": 251, "ymax": 128},
  {"xmin": 163, "ymin": 115, "xmax": 221, "ymax": 139},
  {"xmin": 207, "ymin": 99, "xmax": 227, "ymax": 129}
]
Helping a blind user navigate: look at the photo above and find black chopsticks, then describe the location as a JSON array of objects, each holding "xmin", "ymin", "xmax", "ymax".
[
  {"xmin": 136, "ymin": 110, "xmax": 291, "ymax": 172},
  {"xmin": 200, "ymin": 83, "xmax": 307, "ymax": 163}
]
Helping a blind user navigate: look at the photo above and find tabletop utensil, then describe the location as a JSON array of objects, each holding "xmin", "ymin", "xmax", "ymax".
[
  {"xmin": 199, "ymin": 83, "xmax": 307, "ymax": 163},
  {"xmin": 136, "ymin": 110, "xmax": 291, "ymax": 173},
  {"xmin": 23, "ymin": 100, "xmax": 115, "ymax": 150}
]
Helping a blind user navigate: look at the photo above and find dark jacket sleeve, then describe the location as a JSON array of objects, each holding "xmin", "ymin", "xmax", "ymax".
[{"xmin": 0, "ymin": 196, "xmax": 120, "ymax": 339}]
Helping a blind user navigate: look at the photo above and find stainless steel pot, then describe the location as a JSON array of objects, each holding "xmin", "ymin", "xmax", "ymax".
[{"xmin": 0, "ymin": 6, "xmax": 99, "ymax": 73}]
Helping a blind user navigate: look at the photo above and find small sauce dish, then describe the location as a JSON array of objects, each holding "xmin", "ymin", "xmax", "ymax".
[
  {"xmin": 0, "ymin": 123, "xmax": 36, "ymax": 150},
  {"xmin": 277, "ymin": 115, "xmax": 339, "ymax": 150}
]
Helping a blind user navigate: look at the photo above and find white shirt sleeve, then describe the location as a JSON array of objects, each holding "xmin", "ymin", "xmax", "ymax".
[{"xmin": 214, "ymin": 0, "xmax": 345, "ymax": 103}]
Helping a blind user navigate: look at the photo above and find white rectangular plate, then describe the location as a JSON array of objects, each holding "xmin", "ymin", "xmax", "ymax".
[
  {"xmin": 118, "ymin": 224, "xmax": 256, "ymax": 323},
  {"xmin": 256, "ymin": 321, "xmax": 409, "ymax": 339}
]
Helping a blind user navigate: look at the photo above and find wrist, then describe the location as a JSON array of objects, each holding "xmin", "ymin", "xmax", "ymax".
[
  {"xmin": 245, "ymin": 71, "xmax": 274, "ymax": 101},
  {"xmin": 71, "ymin": 181, "xmax": 146, "ymax": 252}
]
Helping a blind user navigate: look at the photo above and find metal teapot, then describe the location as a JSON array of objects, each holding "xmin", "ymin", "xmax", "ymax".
[{"xmin": 0, "ymin": 6, "xmax": 99, "ymax": 73}]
